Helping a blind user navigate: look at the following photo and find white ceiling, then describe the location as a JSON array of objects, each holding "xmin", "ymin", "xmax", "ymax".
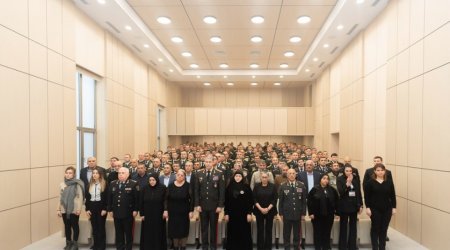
[{"xmin": 73, "ymin": 0, "xmax": 388, "ymax": 88}]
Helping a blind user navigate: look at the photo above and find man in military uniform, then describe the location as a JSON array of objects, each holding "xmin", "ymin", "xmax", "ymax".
[
  {"xmin": 108, "ymin": 167, "xmax": 139, "ymax": 250},
  {"xmin": 194, "ymin": 155, "xmax": 225, "ymax": 250},
  {"xmin": 278, "ymin": 169, "xmax": 307, "ymax": 250}
]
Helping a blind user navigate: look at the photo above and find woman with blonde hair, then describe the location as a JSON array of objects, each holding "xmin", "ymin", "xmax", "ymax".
[
  {"xmin": 85, "ymin": 168, "xmax": 108, "ymax": 250},
  {"xmin": 57, "ymin": 166, "xmax": 84, "ymax": 250}
]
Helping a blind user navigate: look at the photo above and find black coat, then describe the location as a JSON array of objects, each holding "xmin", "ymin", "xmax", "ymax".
[
  {"xmin": 298, "ymin": 171, "xmax": 321, "ymax": 192},
  {"xmin": 307, "ymin": 185, "xmax": 338, "ymax": 217},
  {"xmin": 85, "ymin": 183, "xmax": 108, "ymax": 212},
  {"xmin": 337, "ymin": 175, "xmax": 362, "ymax": 214},
  {"xmin": 252, "ymin": 182, "xmax": 278, "ymax": 216}
]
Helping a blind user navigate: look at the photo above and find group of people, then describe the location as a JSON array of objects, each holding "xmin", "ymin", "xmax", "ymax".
[{"xmin": 57, "ymin": 142, "xmax": 396, "ymax": 250}]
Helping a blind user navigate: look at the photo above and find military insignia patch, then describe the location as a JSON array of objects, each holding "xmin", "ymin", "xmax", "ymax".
[{"xmin": 284, "ymin": 189, "xmax": 290, "ymax": 194}]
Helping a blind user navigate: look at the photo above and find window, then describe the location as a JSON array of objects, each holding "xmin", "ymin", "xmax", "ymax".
[{"xmin": 76, "ymin": 72, "xmax": 96, "ymax": 173}]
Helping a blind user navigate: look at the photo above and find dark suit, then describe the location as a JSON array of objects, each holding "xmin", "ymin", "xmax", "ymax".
[
  {"xmin": 80, "ymin": 166, "xmax": 105, "ymax": 193},
  {"xmin": 194, "ymin": 169, "xmax": 225, "ymax": 250},
  {"xmin": 159, "ymin": 174, "xmax": 176, "ymax": 187},
  {"xmin": 298, "ymin": 171, "xmax": 321, "ymax": 193}
]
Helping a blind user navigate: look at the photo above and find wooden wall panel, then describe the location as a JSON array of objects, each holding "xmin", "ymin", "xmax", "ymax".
[
  {"xmin": 167, "ymin": 108, "xmax": 177, "ymax": 135},
  {"xmin": 247, "ymin": 108, "xmax": 261, "ymax": 135},
  {"xmin": 260, "ymin": 108, "xmax": 274, "ymax": 135},
  {"xmin": 221, "ymin": 109, "xmax": 234, "ymax": 135},
  {"xmin": 275, "ymin": 109, "xmax": 288, "ymax": 135}
]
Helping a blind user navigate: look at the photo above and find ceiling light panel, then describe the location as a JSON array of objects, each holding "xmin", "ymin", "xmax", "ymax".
[
  {"xmin": 251, "ymin": 16, "xmax": 265, "ymax": 24},
  {"xmin": 203, "ymin": 16, "xmax": 217, "ymax": 24},
  {"xmin": 171, "ymin": 36, "xmax": 183, "ymax": 43},
  {"xmin": 297, "ymin": 15, "xmax": 312, "ymax": 24},
  {"xmin": 250, "ymin": 36, "xmax": 263, "ymax": 43},
  {"xmin": 156, "ymin": 16, "xmax": 171, "ymax": 24},
  {"xmin": 277, "ymin": 5, "xmax": 333, "ymax": 29}
]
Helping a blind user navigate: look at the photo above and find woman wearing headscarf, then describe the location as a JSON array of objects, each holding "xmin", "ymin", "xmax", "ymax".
[
  {"xmin": 167, "ymin": 169, "xmax": 194, "ymax": 250},
  {"xmin": 139, "ymin": 173, "xmax": 168, "ymax": 250},
  {"xmin": 253, "ymin": 171, "xmax": 278, "ymax": 250},
  {"xmin": 224, "ymin": 170, "xmax": 254, "ymax": 250},
  {"xmin": 307, "ymin": 173, "xmax": 339, "ymax": 250},
  {"xmin": 57, "ymin": 166, "xmax": 85, "ymax": 250},
  {"xmin": 85, "ymin": 168, "xmax": 108, "ymax": 250}
]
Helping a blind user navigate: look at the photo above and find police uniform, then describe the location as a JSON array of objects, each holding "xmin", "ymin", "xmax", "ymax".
[
  {"xmin": 278, "ymin": 180, "xmax": 307, "ymax": 250},
  {"xmin": 107, "ymin": 179, "xmax": 139, "ymax": 250},
  {"xmin": 194, "ymin": 168, "xmax": 225, "ymax": 250}
]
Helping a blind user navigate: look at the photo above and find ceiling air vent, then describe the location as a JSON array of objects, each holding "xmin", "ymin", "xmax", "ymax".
[
  {"xmin": 149, "ymin": 60, "xmax": 157, "ymax": 66},
  {"xmin": 372, "ymin": 0, "xmax": 381, "ymax": 7},
  {"xmin": 319, "ymin": 62, "xmax": 325, "ymax": 68},
  {"xmin": 79, "ymin": 0, "xmax": 89, "ymax": 4},
  {"xmin": 131, "ymin": 44, "xmax": 141, "ymax": 53},
  {"xmin": 310, "ymin": 73, "xmax": 315, "ymax": 78},
  {"xmin": 105, "ymin": 21, "xmax": 121, "ymax": 34},
  {"xmin": 330, "ymin": 47, "xmax": 339, "ymax": 54},
  {"xmin": 347, "ymin": 24, "xmax": 358, "ymax": 35}
]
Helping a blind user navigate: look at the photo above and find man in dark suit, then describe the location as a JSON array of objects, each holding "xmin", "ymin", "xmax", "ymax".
[
  {"xmin": 298, "ymin": 160, "xmax": 321, "ymax": 193},
  {"xmin": 80, "ymin": 157, "xmax": 105, "ymax": 191},
  {"xmin": 107, "ymin": 167, "xmax": 139, "ymax": 250},
  {"xmin": 159, "ymin": 164, "xmax": 176, "ymax": 187},
  {"xmin": 194, "ymin": 155, "xmax": 225, "ymax": 250}
]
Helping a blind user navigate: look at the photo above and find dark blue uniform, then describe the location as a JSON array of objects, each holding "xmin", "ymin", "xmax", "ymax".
[{"xmin": 107, "ymin": 179, "xmax": 139, "ymax": 250}]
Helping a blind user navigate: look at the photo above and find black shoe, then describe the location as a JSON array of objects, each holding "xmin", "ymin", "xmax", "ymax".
[
  {"xmin": 64, "ymin": 240, "xmax": 72, "ymax": 250},
  {"xmin": 301, "ymin": 238, "xmax": 305, "ymax": 249},
  {"xmin": 386, "ymin": 236, "xmax": 390, "ymax": 241},
  {"xmin": 275, "ymin": 238, "xmax": 279, "ymax": 249},
  {"xmin": 195, "ymin": 238, "xmax": 201, "ymax": 249}
]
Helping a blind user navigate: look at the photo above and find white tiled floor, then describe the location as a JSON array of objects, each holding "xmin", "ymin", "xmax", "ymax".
[{"xmin": 22, "ymin": 227, "xmax": 428, "ymax": 250}]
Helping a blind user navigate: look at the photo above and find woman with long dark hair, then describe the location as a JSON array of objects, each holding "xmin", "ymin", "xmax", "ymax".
[
  {"xmin": 85, "ymin": 169, "xmax": 107, "ymax": 250},
  {"xmin": 224, "ymin": 171, "xmax": 254, "ymax": 250},
  {"xmin": 364, "ymin": 163, "xmax": 396, "ymax": 250},
  {"xmin": 57, "ymin": 166, "xmax": 85, "ymax": 250},
  {"xmin": 139, "ymin": 173, "xmax": 168, "ymax": 250}
]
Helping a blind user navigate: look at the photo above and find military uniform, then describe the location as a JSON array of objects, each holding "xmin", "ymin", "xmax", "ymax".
[
  {"xmin": 107, "ymin": 179, "xmax": 139, "ymax": 250},
  {"xmin": 278, "ymin": 180, "xmax": 307, "ymax": 250},
  {"xmin": 194, "ymin": 168, "xmax": 225, "ymax": 250}
]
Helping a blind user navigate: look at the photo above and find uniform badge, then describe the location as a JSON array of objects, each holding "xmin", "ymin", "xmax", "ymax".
[
  {"xmin": 199, "ymin": 177, "xmax": 203, "ymax": 183},
  {"xmin": 214, "ymin": 183, "xmax": 217, "ymax": 188},
  {"xmin": 284, "ymin": 189, "xmax": 290, "ymax": 194},
  {"xmin": 296, "ymin": 188, "xmax": 302, "ymax": 193},
  {"xmin": 213, "ymin": 176, "xmax": 219, "ymax": 181},
  {"xmin": 112, "ymin": 187, "xmax": 116, "ymax": 192},
  {"xmin": 240, "ymin": 190, "xmax": 244, "ymax": 194}
]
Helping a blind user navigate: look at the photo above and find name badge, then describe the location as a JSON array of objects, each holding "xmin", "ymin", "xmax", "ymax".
[
  {"xmin": 213, "ymin": 176, "xmax": 219, "ymax": 181},
  {"xmin": 349, "ymin": 191, "xmax": 356, "ymax": 197},
  {"xmin": 125, "ymin": 187, "xmax": 132, "ymax": 191},
  {"xmin": 296, "ymin": 188, "xmax": 302, "ymax": 193}
]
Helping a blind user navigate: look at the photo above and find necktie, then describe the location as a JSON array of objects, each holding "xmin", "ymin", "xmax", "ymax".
[{"xmin": 207, "ymin": 171, "xmax": 211, "ymax": 181}]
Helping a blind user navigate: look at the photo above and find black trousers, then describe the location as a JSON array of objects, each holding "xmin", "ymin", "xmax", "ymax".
[
  {"xmin": 283, "ymin": 218, "xmax": 301, "ymax": 250},
  {"xmin": 338, "ymin": 212, "xmax": 357, "ymax": 250},
  {"xmin": 90, "ymin": 202, "xmax": 107, "ymax": 250},
  {"xmin": 370, "ymin": 209, "xmax": 392, "ymax": 250},
  {"xmin": 311, "ymin": 215, "xmax": 334, "ymax": 250},
  {"xmin": 200, "ymin": 210, "xmax": 219, "ymax": 250},
  {"xmin": 255, "ymin": 213, "xmax": 275, "ymax": 250},
  {"xmin": 114, "ymin": 216, "xmax": 134, "ymax": 250},
  {"xmin": 62, "ymin": 214, "xmax": 80, "ymax": 241}
]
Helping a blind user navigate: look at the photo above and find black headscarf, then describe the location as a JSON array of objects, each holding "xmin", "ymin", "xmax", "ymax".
[
  {"xmin": 148, "ymin": 173, "xmax": 160, "ymax": 189},
  {"xmin": 227, "ymin": 170, "xmax": 246, "ymax": 198}
]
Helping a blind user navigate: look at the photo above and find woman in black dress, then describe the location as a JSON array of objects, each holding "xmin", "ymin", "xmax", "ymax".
[
  {"xmin": 224, "ymin": 170, "xmax": 254, "ymax": 250},
  {"xmin": 253, "ymin": 172, "xmax": 278, "ymax": 250},
  {"xmin": 337, "ymin": 164, "xmax": 363, "ymax": 250},
  {"xmin": 364, "ymin": 163, "xmax": 396, "ymax": 250},
  {"xmin": 167, "ymin": 169, "xmax": 194, "ymax": 250},
  {"xmin": 307, "ymin": 173, "xmax": 339, "ymax": 250},
  {"xmin": 139, "ymin": 173, "xmax": 168, "ymax": 250}
]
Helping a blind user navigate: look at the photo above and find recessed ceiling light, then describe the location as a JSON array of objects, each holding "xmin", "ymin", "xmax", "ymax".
[
  {"xmin": 190, "ymin": 64, "xmax": 199, "ymax": 69},
  {"xmin": 219, "ymin": 63, "xmax": 229, "ymax": 69},
  {"xmin": 323, "ymin": 43, "xmax": 330, "ymax": 48},
  {"xmin": 203, "ymin": 16, "xmax": 217, "ymax": 24},
  {"xmin": 203, "ymin": 82, "xmax": 211, "ymax": 86},
  {"xmin": 251, "ymin": 82, "xmax": 258, "ymax": 86},
  {"xmin": 181, "ymin": 52, "xmax": 192, "ymax": 57},
  {"xmin": 143, "ymin": 44, "xmax": 149, "ymax": 48},
  {"xmin": 251, "ymin": 16, "xmax": 265, "ymax": 24},
  {"xmin": 210, "ymin": 36, "xmax": 222, "ymax": 43},
  {"xmin": 251, "ymin": 36, "xmax": 263, "ymax": 43},
  {"xmin": 227, "ymin": 82, "xmax": 234, "ymax": 86},
  {"xmin": 252, "ymin": 75, "xmax": 256, "ymax": 79},
  {"xmin": 250, "ymin": 64, "xmax": 259, "ymax": 69},
  {"xmin": 279, "ymin": 75, "xmax": 284, "ymax": 78},
  {"xmin": 313, "ymin": 57, "xmax": 318, "ymax": 62},
  {"xmin": 289, "ymin": 36, "xmax": 302, "ymax": 43},
  {"xmin": 97, "ymin": 0, "xmax": 106, "ymax": 4},
  {"xmin": 297, "ymin": 16, "xmax": 311, "ymax": 24},
  {"xmin": 125, "ymin": 25, "xmax": 132, "ymax": 31},
  {"xmin": 169, "ymin": 69, "xmax": 174, "ymax": 72},
  {"xmin": 274, "ymin": 82, "xmax": 281, "ymax": 86},
  {"xmin": 158, "ymin": 58, "xmax": 163, "ymax": 62},
  {"xmin": 280, "ymin": 63, "xmax": 289, "ymax": 68},
  {"xmin": 223, "ymin": 75, "xmax": 228, "ymax": 79},
  {"xmin": 356, "ymin": 0, "xmax": 365, "ymax": 4},
  {"xmin": 171, "ymin": 36, "xmax": 183, "ymax": 43},
  {"xmin": 196, "ymin": 75, "xmax": 201, "ymax": 78},
  {"xmin": 305, "ymin": 69, "xmax": 310, "ymax": 72},
  {"xmin": 157, "ymin": 16, "xmax": 171, "ymax": 24},
  {"xmin": 337, "ymin": 25, "xmax": 344, "ymax": 30},
  {"xmin": 284, "ymin": 51, "xmax": 295, "ymax": 57}
]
